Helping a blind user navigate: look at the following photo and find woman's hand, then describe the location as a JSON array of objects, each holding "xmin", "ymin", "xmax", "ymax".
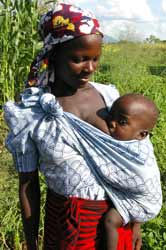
[{"xmin": 131, "ymin": 222, "xmax": 142, "ymax": 250}]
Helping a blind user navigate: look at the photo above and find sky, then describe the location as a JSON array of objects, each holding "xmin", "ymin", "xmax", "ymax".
[{"xmin": 58, "ymin": 0, "xmax": 166, "ymax": 41}]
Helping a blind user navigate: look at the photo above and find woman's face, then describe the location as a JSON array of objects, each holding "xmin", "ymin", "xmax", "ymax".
[{"xmin": 52, "ymin": 34, "xmax": 102, "ymax": 89}]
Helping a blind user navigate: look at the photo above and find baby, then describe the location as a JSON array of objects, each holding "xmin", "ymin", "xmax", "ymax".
[{"xmin": 104, "ymin": 93, "xmax": 159, "ymax": 250}]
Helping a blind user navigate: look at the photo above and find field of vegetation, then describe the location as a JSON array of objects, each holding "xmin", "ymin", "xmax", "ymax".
[{"xmin": 0, "ymin": 1, "xmax": 166, "ymax": 249}]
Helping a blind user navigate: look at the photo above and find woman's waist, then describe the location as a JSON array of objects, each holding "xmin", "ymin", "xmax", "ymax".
[
  {"xmin": 45, "ymin": 178, "xmax": 106, "ymax": 200},
  {"xmin": 40, "ymin": 162, "xmax": 106, "ymax": 200},
  {"xmin": 47, "ymin": 188, "xmax": 110, "ymax": 207}
]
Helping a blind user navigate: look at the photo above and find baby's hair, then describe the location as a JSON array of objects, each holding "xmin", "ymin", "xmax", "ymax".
[
  {"xmin": 112, "ymin": 93, "xmax": 159, "ymax": 127},
  {"xmin": 120, "ymin": 93, "xmax": 158, "ymax": 113}
]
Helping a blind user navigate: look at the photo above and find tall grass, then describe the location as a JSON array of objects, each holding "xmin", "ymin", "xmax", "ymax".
[{"xmin": 0, "ymin": 1, "xmax": 52, "ymax": 249}]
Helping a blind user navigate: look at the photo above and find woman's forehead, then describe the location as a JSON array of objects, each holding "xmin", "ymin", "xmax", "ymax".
[{"xmin": 60, "ymin": 34, "xmax": 102, "ymax": 51}]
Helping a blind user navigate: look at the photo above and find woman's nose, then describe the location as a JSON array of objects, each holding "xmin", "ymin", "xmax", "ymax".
[{"xmin": 84, "ymin": 60, "xmax": 95, "ymax": 73}]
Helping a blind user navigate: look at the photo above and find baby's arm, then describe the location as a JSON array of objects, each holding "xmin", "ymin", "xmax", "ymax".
[
  {"xmin": 105, "ymin": 208, "xmax": 123, "ymax": 228},
  {"xmin": 104, "ymin": 208, "xmax": 123, "ymax": 250}
]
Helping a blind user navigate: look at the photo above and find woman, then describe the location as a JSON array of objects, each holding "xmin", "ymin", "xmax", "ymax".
[{"xmin": 4, "ymin": 3, "xmax": 143, "ymax": 250}]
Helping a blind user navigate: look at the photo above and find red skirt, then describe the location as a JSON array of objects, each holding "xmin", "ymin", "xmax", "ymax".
[{"xmin": 44, "ymin": 189, "xmax": 132, "ymax": 250}]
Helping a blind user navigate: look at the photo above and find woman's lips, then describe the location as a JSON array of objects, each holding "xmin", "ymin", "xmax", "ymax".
[
  {"xmin": 79, "ymin": 77, "xmax": 89, "ymax": 82},
  {"xmin": 78, "ymin": 75, "xmax": 91, "ymax": 82}
]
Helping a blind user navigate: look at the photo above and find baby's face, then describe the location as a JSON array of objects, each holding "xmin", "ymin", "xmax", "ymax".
[{"xmin": 107, "ymin": 105, "xmax": 149, "ymax": 141}]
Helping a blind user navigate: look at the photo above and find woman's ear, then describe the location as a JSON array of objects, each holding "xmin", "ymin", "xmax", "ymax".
[{"xmin": 136, "ymin": 130, "xmax": 149, "ymax": 140}]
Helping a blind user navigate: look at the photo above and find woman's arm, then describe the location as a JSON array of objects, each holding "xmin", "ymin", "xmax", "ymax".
[{"xmin": 19, "ymin": 170, "xmax": 40, "ymax": 250}]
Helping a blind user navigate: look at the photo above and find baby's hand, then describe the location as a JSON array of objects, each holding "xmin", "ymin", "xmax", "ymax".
[{"xmin": 131, "ymin": 222, "xmax": 142, "ymax": 250}]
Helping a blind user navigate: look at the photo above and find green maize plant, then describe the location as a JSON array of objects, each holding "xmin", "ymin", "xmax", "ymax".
[{"xmin": 0, "ymin": 0, "xmax": 40, "ymax": 107}]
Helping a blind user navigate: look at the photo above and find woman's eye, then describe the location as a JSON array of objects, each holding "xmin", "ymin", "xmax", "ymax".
[
  {"xmin": 71, "ymin": 56, "xmax": 83, "ymax": 63},
  {"xmin": 93, "ymin": 56, "xmax": 100, "ymax": 62},
  {"xmin": 118, "ymin": 119, "xmax": 128, "ymax": 126},
  {"xmin": 71, "ymin": 56, "xmax": 100, "ymax": 64}
]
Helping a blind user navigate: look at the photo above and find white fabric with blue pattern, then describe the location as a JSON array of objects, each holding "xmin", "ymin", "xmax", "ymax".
[{"xmin": 4, "ymin": 83, "xmax": 162, "ymax": 224}]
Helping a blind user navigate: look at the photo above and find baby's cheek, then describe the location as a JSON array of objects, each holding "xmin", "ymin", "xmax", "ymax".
[{"xmin": 116, "ymin": 127, "xmax": 130, "ymax": 140}]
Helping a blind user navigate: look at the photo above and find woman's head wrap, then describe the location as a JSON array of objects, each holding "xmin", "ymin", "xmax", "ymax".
[{"xmin": 26, "ymin": 3, "xmax": 103, "ymax": 87}]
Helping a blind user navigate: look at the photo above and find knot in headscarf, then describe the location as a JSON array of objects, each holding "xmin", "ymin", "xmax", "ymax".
[{"xmin": 26, "ymin": 3, "xmax": 103, "ymax": 88}]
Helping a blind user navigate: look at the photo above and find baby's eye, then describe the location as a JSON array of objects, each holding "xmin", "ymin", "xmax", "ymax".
[{"xmin": 118, "ymin": 119, "xmax": 128, "ymax": 126}]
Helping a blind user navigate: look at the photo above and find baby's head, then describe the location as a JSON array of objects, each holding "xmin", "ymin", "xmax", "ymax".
[{"xmin": 108, "ymin": 93, "xmax": 159, "ymax": 141}]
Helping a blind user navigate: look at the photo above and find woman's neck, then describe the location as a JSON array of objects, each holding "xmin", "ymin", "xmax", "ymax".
[{"xmin": 49, "ymin": 81, "xmax": 93, "ymax": 97}]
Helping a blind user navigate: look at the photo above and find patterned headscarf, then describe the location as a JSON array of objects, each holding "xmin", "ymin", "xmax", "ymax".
[{"xmin": 26, "ymin": 3, "xmax": 103, "ymax": 88}]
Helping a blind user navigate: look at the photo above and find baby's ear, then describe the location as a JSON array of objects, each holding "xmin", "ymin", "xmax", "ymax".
[{"xmin": 136, "ymin": 130, "xmax": 148, "ymax": 140}]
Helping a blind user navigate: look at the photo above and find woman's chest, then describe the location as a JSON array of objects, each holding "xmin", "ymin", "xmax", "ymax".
[{"xmin": 57, "ymin": 88, "xmax": 110, "ymax": 134}]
